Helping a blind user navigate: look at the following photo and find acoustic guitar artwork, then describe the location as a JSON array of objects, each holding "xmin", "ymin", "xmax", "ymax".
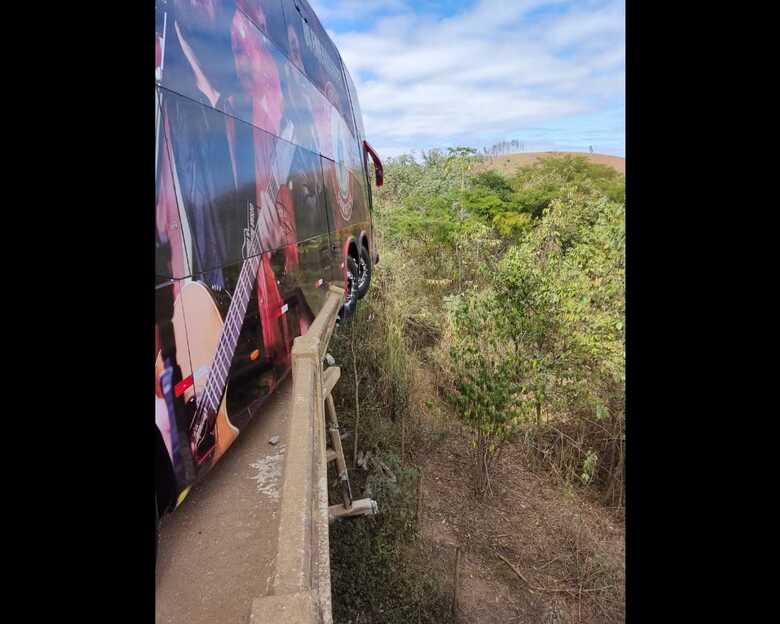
[{"xmin": 154, "ymin": 128, "xmax": 296, "ymax": 468}]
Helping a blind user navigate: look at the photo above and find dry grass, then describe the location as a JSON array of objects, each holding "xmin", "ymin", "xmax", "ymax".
[
  {"xmin": 474, "ymin": 152, "xmax": 625, "ymax": 176},
  {"xmin": 411, "ymin": 414, "xmax": 625, "ymax": 623},
  {"xmin": 328, "ymin": 235, "xmax": 624, "ymax": 623}
]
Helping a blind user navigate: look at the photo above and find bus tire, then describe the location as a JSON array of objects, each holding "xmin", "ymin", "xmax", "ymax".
[
  {"xmin": 356, "ymin": 245, "xmax": 372, "ymax": 300},
  {"xmin": 339, "ymin": 256, "xmax": 359, "ymax": 324}
]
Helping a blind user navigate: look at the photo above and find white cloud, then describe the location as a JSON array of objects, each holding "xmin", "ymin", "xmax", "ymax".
[
  {"xmin": 308, "ymin": 0, "xmax": 409, "ymax": 21},
  {"xmin": 544, "ymin": 2, "xmax": 624, "ymax": 48},
  {"xmin": 322, "ymin": 0, "xmax": 625, "ymax": 156}
]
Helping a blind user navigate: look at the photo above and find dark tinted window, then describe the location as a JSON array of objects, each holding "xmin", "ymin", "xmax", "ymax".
[
  {"xmin": 161, "ymin": 88, "xmax": 307, "ymax": 284},
  {"xmin": 349, "ymin": 165, "xmax": 370, "ymax": 224},
  {"xmin": 283, "ymin": 0, "xmax": 356, "ymax": 138},
  {"xmin": 161, "ymin": 0, "xmax": 243, "ymax": 110},
  {"xmin": 235, "ymin": 0, "xmax": 287, "ymax": 52},
  {"xmin": 320, "ymin": 157, "xmax": 347, "ymax": 230},
  {"xmin": 156, "ymin": 84, "xmax": 191, "ymax": 279},
  {"xmin": 289, "ymin": 146, "xmax": 330, "ymax": 240},
  {"xmin": 343, "ymin": 65, "xmax": 365, "ymax": 143}
]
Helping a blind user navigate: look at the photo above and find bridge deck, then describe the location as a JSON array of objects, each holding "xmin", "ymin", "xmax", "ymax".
[
  {"xmin": 155, "ymin": 376, "xmax": 293, "ymax": 624},
  {"xmin": 157, "ymin": 286, "xmax": 346, "ymax": 624}
]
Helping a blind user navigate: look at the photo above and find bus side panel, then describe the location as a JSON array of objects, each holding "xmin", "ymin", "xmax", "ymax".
[
  {"xmin": 321, "ymin": 146, "xmax": 371, "ymax": 231},
  {"xmin": 156, "ymin": 48, "xmax": 198, "ymax": 502},
  {"xmin": 156, "ymin": 88, "xmax": 342, "ymax": 488},
  {"xmin": 155, "ymin": 0, "xmax": 374, "ymax": 494},
  {"xmin": 340, "ymin": 63, "xmax": 380, "ymax": 262},
  {"xmin": 166, "ymin": 125, "xmax": 306, "ymax": 477},
  {"xmin": 159, "ymin": 0, "xmax": 354, "ymax": 165},
  {"xmin": 280, "ymin": 144, "xmax": 335, "ymax": 330},
  {"xmin": 321, "ymin": 155, "xmax": 371, "ymax": 288}
]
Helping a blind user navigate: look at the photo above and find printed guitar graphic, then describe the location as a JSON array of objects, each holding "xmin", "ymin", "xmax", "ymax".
[{"xmin": 155, "ymin": 126, "xmax": 296, "ymax": 468}]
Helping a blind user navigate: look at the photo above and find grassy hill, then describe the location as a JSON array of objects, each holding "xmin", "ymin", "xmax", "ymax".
[{"xmin": 477, "ymin": 151, "xmax": 625, "ymax": 175}]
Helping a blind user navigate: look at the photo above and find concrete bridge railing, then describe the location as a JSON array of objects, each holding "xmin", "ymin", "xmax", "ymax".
[{"xmin": 251, "ymin": 285, "xmax": 375, "ymax": 623}]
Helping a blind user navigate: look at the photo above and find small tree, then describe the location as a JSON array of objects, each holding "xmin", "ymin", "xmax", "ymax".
[{"xmin": 448, "ymin": 296, "xmax": 524, "ymax": 496}]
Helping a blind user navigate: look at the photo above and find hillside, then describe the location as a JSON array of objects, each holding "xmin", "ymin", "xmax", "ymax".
[
  {"xmin": 329, "ymin": 151, "xmax": 625, "ymax": 623},
  {"xmin": 477, "ymin": 151, "xmax": 625, "ymax": 176}
]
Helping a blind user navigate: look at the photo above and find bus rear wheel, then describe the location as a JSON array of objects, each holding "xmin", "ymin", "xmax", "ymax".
[
  {"xmin": 338, "ymin": 256, "xmax": 359, "ymax": 324},
  {"xmin": 356, "ymin": 246, "xmax": 372, "ymax": 300}
]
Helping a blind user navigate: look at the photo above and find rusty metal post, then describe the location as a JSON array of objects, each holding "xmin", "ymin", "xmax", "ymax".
[{"xmin": 325, "ymin": 392, "xmax": 353, "ymax": 509}]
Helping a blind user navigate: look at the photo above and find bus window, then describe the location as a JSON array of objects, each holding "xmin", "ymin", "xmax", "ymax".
[
  {"xmin": 283, "ymin": 0, "xmax": 356, "ymax": 140},
  {"xmin": 320, "ymin": 156, "xmax": 353, "ymax": 232},
  {"xmin": 163, "ymin": 85, "xmax": 315, "ymax": 284},
  {"xmin": 288, "ymin": 144, "xmax": 330, "ymax": 241},
  {"xmin": 156, "ymin": 89, "xmax": 192, "ymax": 282},
  {"xmin": 235, "ymin": 0, "xmax": 287, "ymax": 53},
  {"xmin": 160, "ymin": 0, "xmax": 243, "ymax": 114},
  {"xmin": 343, "ymin": 65, "xmax": 365, "ymax": 144}
]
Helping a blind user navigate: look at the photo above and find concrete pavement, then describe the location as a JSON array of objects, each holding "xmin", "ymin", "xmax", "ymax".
[{"xmin": 156, "ymin": 376, "xmax": 293, "ymax": 624}]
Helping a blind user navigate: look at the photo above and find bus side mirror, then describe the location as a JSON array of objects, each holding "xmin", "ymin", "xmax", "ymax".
[{"xmin": 363, "ymin": 140, "xmax": 383, "ymax": 187}]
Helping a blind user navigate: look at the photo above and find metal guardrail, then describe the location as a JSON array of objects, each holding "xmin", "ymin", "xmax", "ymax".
[{"xmin": 250, "ymin": 285, "xmax": 376, "ymax": 624}]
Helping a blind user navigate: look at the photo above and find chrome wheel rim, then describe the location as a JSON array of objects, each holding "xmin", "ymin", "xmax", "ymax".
[
  {"xmin": 345, "ymin": 263, "xmax": 358, "ymax": 308},
  {"xmin": 357, "ymin": 257, "xmax": 369, "ymax": 290}
]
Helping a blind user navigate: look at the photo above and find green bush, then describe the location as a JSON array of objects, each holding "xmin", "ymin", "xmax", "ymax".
[
  {"xmin": 329, "ymin": 454, "xmax": 449, "ymax": 624},
  {"xmin": 328, "ymin": 148, "xmax": 626, "ymax": 620},
  {"xmin": 373, "ymin": 149, "xmax": 624, "ymax": 501}
]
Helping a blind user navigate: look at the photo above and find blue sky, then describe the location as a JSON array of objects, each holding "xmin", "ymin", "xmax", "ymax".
[{"xmin": 308, "ymin": 0, "xmax": 625, "ymax": 158}]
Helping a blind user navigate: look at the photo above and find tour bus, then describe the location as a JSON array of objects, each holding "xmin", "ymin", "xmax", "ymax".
[{"xmin": 154, "ymin": 0, "xmax": 384, "ymax": 541}]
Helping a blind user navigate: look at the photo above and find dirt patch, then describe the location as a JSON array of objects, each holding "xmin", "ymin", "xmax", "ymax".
[
  {"xmin": 411, "ymin": 420, "xmax": 625, "ymax": 623},
  {"xmin": 476, "ymin": 152, "xmax": 625, "ymax": 176}
]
